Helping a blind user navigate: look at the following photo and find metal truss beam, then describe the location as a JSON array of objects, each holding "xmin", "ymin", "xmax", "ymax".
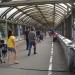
[
  {"xmin": 35, "ymin": 5, "xmax": 50, "ymax": 26},
  {"xmin": 16, "ymin": 7, "xmax": 45, "ymax": 25},
  {"xmin": 0, "ymin": 0, "xmax": 74, "ymax": 7},
  {"xmin": 0, "ymin": 18, "xmax": 25, "ymax": 25}
]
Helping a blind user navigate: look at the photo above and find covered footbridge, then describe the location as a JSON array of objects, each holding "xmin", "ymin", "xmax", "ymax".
[{"xmin": 0, "ymin": 0, "xmax": 75, "ymax": 75}]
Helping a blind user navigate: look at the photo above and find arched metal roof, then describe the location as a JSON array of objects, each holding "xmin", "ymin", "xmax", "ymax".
[{"xmin": 0, "ymin": 2, "xmax": 72, "ymax": 27}]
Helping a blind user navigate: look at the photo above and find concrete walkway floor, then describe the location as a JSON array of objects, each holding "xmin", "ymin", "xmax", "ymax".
[{"xmin": 0, "ymin": 36, "xmax": 74, "ymax": 75}]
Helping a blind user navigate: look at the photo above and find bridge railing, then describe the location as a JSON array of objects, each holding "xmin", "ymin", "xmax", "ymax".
[{"xmin": 57, "ymin": 34, "xmax": 75, "ymax": 72}]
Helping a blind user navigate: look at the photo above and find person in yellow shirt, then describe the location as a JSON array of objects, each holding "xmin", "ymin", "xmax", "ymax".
[{"xmin": 7, "ymin": 31, "xmax": 18, "ymax": 64}]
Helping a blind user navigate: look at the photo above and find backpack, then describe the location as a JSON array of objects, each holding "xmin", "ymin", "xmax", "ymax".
[{"xmin": 2, "ymin": 44, "xmax": 7, "ymax": 54}]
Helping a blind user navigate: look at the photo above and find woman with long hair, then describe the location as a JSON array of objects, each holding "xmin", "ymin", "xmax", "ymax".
[{"xmin": 7, "ymin": 31, "xmax": 18, "ymax": 64}]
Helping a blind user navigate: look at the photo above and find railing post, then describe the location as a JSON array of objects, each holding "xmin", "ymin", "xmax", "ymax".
[{"xmin": 68, "ymin": 47, "xmax": 75, "ymax": 72}]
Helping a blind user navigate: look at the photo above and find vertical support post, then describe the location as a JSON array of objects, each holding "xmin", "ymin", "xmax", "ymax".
[
  {"xmin": 63, "ymin": 11, "xmax": 67, "ymax": 37},
  {"xmin": 61, "ymin": 22, "xmax": 64, "ymax": 36},
  {"xmin": 18, "ymin": 25, "xmax": 20, "ymax": 39},
  {"xmin": 5, "ymin": 14, "xmax": 8, "ymax": 38},
  {"xmin": 66, "ymin": 5, "xmax": 72, "ymax": 39},
  {"xmin": 53, "ymin": 4, "xmax": 55, "ymax": 29},
  {"xmin": 71, "ymin": 4, "xmax": 75, "ymax": 41}
]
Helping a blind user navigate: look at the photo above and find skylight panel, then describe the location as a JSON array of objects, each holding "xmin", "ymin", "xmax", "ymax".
[
  {"xmin": 13, "ymin": 12, "xmax": 22, "ymax": 18},
  {"xmin": 7, "ymin": 8, "xmax": 17, "ymax": 18},
  {"xmin": 17, "ymin": 6, "xmax": 26, "ymax": 9},
  {"xmin": 0, "ymin": 7, "xmax": 9, "ymax": 15},
  {"xmin": 59, "ymin": 3, "xmax": 67, "ymax": 9}
]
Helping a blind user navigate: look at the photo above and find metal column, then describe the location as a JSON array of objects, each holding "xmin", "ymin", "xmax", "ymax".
[
  {"xmin": 5, "ymin": 14, "xmax": 8, "ymax": 38},
  {"xmin": 71, "ymin": 4, "xmax": 75, "ymax": 41}
]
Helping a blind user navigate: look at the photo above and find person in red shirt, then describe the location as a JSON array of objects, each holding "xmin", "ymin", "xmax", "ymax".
[{"xmin": 53, "ymin": 32, "xmax": 58, "ymax": 42}]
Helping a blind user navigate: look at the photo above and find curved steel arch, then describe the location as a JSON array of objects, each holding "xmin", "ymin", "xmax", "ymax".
[
  {"xmin": 55, "ymin": 9, "xmax": 65, "ymax": 16},
  {"xmin": 0, "ymin": 3, "xmax": 71, "ymax": 26},
  {"xmin": 15, "ymin": 15, "xmax": 31, "ymax": 24},
  {"xmin": 13, "ymin": 7, "xmax": 45, "ymax": 24},
  {"xmin": 59, "ymin": 3, "xmax": 71, "ymax": 11},
  {"xmin": 26, "ymin": 8, "xmax": 64, "ymax": 21},
  {"xmin": 36, "ymin": 5, "xmax": 54, "ymax": 10},
  {"xmin": 14, "ymin": 6, "xmax": 65, "ymax": 25},
  {"xmin": 17, "ymin": 15, "xmax": 27, "ymax": 22},
  {"xmin": 48, "ymin": 13, "xmax": 64, "ymax": 22},
  {"xmin": 18, "ymin": 14, "xmax": 26, "ymax": 19},
  {"xmin": 22, "ymin": 8, "xmax": 38, "ymax": 15},
  {"xmin": 7, "ymin": 7, "xmax": 27, "ymax": 19},
  {"xmin": 7, "ymin": 5, "xmax": 53, "ymax": 23},
  {"xmin": 23, "ymin": 16, "xmax": 30, "ymax": 21},
  {"xmin": 65, "ymin": 3, "xmax": 72, "ymax": 9},
  {"xmin": 21, "ymin": 16, "xmax": 30, "ymax": 23},
  {"xmin": 20, "ymin": 5, "xmax": 35, "ymax": 10},
  {"xmin": 28, "ymin": 12, "xmax": 63, "ymax": 25},
  {"xmin": 14, "ymin": 12, "xmax": 23, "ymax": 21},
  {"xmin": 8, "ymin": 10, "xmax": 20, "ymax": 19},
  {"xmin": 35, "ymin": 4, "xmax": 69, "ymax": 14},
  {"xmin": 9, "ymin": 6, "xmax": 36, "ymax": 20},
  {"xmin": 36, "ymin": 4, "xmax": 71, "ymax": 18},
  {"xmin": 55, "ymin": 15, "xmax": 64, "ymax": 24},
  {"xmin": 23, "ymin": 18, "xmax": 32, "ymax": 24},
  {"xmin": 55, "ymin": 16, "xmax": 64, "ymax": 23},
  {"xmin": 21, "ymin": 5, "xmax": 65, "ymax": 17},
  {"xmin": 17, "ymin": 14, "xmax": 61, "ymax": 26},
  {"xmin": 42, "ymin": 12, "xmax": 64, "ymax": 24},
  {"xmin": 55, "ymin": 12, "xmax": 63, "ymax": 17},
  {"xmin": 22, "ymin": 18, "xmax": 33, "ymax": 25},
  {"xmin": 6, "ymin": 5, "xmax": 35, "ymax": 19},
  {"xmin": 55, "ymin": 4, "xmax": 67, "ymax": 13},
  {"xmin": 22, "ymin": 15, "xmax": 31, "ymax": 21},
  {"xmin": 55, "ymin": 16, "xmax": 63, "ymax": 22}
]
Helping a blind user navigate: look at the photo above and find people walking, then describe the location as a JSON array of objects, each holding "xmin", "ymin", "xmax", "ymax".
[
  {"xmin": 28, "ymin": 27, "xmax": 37, "ymax": 56},
  {"xmin": 36, "ymin": 30, "xmax": 40, "ymax": 42},
  {"xmin": 24, "ymin": 28, "xmax": 29, "ymax": 50},
  {"xmin": 7, "ymin": 31, "xmax": 18, "ymax": 64}
]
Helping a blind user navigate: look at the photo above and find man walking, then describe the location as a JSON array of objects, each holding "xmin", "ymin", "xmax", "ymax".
[
  {"xmin": 25, "ymin": 28, "xmax": 29, "ymax": 50},
  {"xmin": 28, "ymin": 27, "xmax": 37, "ymax": 56}
]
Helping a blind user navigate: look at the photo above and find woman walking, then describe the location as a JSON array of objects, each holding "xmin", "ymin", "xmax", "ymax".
[{"xmin": 7, "ymin": 31, "xmax": 18, "ymax": 64}]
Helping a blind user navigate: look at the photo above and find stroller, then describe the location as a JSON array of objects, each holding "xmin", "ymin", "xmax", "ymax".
[{"xmin": 0, "ymin": 40, "xmax": 7, "ymax": 63}]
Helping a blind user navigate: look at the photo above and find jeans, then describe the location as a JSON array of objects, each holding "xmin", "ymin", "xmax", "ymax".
[
  {"xmin": 26, "ymin": 39, "xmax": 29, "ymax": 50},
  {"xmin": 28, "ymin": 40, "xmax": 36, "ymax": 55}
]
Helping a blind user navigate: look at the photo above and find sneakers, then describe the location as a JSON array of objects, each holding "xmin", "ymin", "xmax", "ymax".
[
  {"xmin": 34, "ymin": 52, "xmax": 37, "ymax": 54},
  {"xmin": 14, "ymin": 61, "xmax": 19, "ymax": 64},
  {"xmin": 28, "ymin": 54, "xmax": 30, "ymax": 56},
  {"xmin": 28, "ymin": 52, "xmax": 37, "ymax": 56}
]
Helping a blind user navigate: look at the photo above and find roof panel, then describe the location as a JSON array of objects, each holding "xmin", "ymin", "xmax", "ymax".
[
  {"xmin": 13, "ymin": 12, "xmax": 22, "ymax": 18},
  {"xmin": 19, "ymin": 14, "xmax": 26, "ymax": 20},
  {"xmin": 67, "ymin": 3, "xmax": 71, "ymax": 7},
  {"xmin": 55, "ymin": 6, "xmax": 65, "ymax": 14},
  {"xmin": 0, "ymin": 1, "xmax": 72, "ymax": 27},
  {"xmin": 0, "ymin": 7, "xmax": 9, "ymax": 15},
  {"xmin": 59, "ymin": 3, "xmax": 67, "ymax": 9},
  {"xmin": 17, "ymin": 6, "xmax": 26, "ymax": 9},
  {"xmin": 7, "ymin": 8, "xmax": 17, "ymax": 18}
]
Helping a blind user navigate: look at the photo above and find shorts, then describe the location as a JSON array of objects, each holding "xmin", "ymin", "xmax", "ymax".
[{"xmin": 8, "ymin": 48, "xmax": 16, "ymax": 53}]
